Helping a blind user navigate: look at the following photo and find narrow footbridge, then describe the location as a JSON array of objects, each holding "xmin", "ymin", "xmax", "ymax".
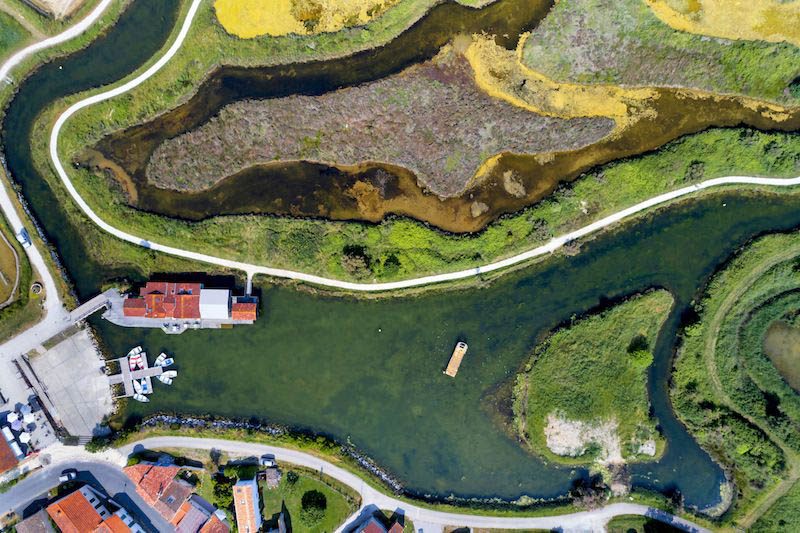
[{"xmin": 68, "ymin": 288, "xmax": 118, "ymax": 323}]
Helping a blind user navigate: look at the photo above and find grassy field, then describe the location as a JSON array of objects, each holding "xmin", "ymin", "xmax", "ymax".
[
  {"xmin": 522, "ymin": 0, "xmax": 800, "ymax": 104},
  {"xmin": 751, "ymin": 477, "xmax": 800, "ymax": 532},
  {"xmin": 763, "ymin": 322, "xmax": 800, "ymax": 391},
  {"xmin": 645, "ymin": 0, "xmax": 800, "ymax": 47},
  {"xmin": 605, "ymin": 514, "xmax": 683, "ymax": 532},
  {"xmin": 513, "ymin": 291, "xmax": 672, "ymax": 466},
  {"xmin": 670, "ymin": 232, "xmax": 800, "ymax": 526},
  {"xmin": 260, "ymin": 466, "xmax": 360, "ymax": 533},
  {"xmin": 0, "ymin": 9, "xmax": 30, "ymax": 60},
  {"xmin": 0, "ymin": 225, "xmax": 18, "ymax": 304}
]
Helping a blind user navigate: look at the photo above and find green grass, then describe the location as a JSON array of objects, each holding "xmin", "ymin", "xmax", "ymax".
[
  {"xmin": 605, "ymin": 514, "xmax": 683, "ymax": 533},
  {"xmin": 260, "ymin": 466, "xmax": 359, "ymax": 533},
  {"xmin": 670, "ymin": 232, "xmax": 800, "ymax": 524},
  {"xmin": 0, "ymin": 10, "xmax": 30, "ymax": 60},
  {"xmin": 513, "ymin": 291, "xmax": 672, "ymax": 465},
  {"xmin": 751, "ymin": 477, "xmax": 800, "ymax": 532},
  {"xmin": 522, "ymin": 0, "xmax": 800, "ymax": 104}
]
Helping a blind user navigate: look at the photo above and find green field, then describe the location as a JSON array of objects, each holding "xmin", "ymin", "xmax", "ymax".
[
  {"xmin": 259, "ymin": 467, "xmax": 360, "ymax": 533},
  {"xmin": 751, "ymin": 478, "xmax": 800, "ymax": 532},
  {"xmin": 523, "ymin": 0, "xmax": 800, "ymax": 103},
  {"xmin": 605, "ymin": 514, "xmax": 683, "ymax": 533},
  {"xmin": 513, "ymin": 291, "xmax": 672, "ymax": 465},
  {"xmin": 0, "ymin": 10, "xmax": 29, "ymax": 60}
]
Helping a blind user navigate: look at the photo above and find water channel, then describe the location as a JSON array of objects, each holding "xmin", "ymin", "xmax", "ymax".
[{"xmin": 4, "ymin": 0, "xmax": 800, "ymax": 510}]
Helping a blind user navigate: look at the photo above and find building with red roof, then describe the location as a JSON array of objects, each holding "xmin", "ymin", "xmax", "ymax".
[
  {"xmin": 355, "ymin": 515, "xmax": 406, "ymax": 533},
  {"xmin": 0, "ymin": 433, "xmax": 19, "ymax": 475},
  {"xmin": 233, "ymin": 479, "xmax": 262, "ymax": 533},
  {"xmin": 119, "ymin": 282, "xmax": 257, "ymax": 325},
  {"xmin": 46, "ymin": 486, "xmax": 144, "ymax": 533}
]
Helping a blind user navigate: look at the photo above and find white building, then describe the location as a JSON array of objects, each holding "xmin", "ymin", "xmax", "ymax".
[{"xmin": 199, "ymin": 289, "xmax": 231, "ymax": 319}]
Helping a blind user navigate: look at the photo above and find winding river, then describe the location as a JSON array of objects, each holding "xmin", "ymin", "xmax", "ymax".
[{"xmin": 4, "ymin": 0, "xmax": 800, "ymax": 511}]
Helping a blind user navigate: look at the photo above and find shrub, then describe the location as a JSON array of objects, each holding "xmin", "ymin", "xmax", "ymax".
[{"xmin": 300, "ymin": 489, "xmax": 327, "ymax": 525}]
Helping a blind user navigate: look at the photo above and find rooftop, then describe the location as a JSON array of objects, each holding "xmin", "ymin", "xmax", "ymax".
[{"xmin": 46, "ymin": 487, "xmax": 105, "ymax": 533}]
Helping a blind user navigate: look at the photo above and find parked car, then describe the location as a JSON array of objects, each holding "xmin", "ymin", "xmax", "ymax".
[
  {"xmin": 259, "ymin": 454, "xmax": 276, "ymax": 467},
  {"xmin": 59, "ymin": 469, "xmax": 77, "ymax": 483},
  {"xmin": 15, "ymin": 228, "xmax": 31, "ymax": 248}
]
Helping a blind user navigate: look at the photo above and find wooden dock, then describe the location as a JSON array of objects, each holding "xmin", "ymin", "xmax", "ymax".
[
  {"xmin": 108, "ymin": 355, "xmax": 162, "ymax": 398},
  {"xmin": 444, "ymin": 342, "xmax": 468, "ymax": 377}
]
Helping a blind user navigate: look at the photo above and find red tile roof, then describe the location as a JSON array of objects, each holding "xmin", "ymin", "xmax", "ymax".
[
  {"xmin": 199, "ymin": 514, "xmax": 230, "ymax": 533},
  {"xmin": 358, "ymin": 517, "xmax": 387, "ymax": 533},
  {"xmin": 0, "ymin": 437, "xmax": 18, "ymax": 475},
  {"xmin": 233, "ymin": 482, "xmax": 259, "ymax": 533},
  {"xmin": 388, "ymin": 521, "xmax": 405, "ymax": 533},
  {"xmin": 123, "ymin": 464, "xmax": 181, "ymax": 505},
  {"xmin": 46, "ymin": 489, "xmax": 104, "ymax": 533},
  {"xmin": 124, "ymin": 282, "xmax": 205, "ymax": 319},
  {"xmin": 231, "ymin": 302, "xmax": 257, "ymax": 321},
  {"xmin": 122, "ymin": 298, "xmax": 146, "ymax": 317},
  {"xmin": 98, "ymin": 515, "xmax": 132, "ymax": 533},
  {"xmin": 170, "ymin": 499, "xmax": 193, "ymax": 526}
]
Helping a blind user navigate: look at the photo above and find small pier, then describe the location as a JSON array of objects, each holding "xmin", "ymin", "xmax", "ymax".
[
  {"xmin": 444, "ymin": 342, "xmax": 468, "ymax": 378},
  {"xmin": 108, "ymin": 354, "xmax": 162, "ymax": 398}
]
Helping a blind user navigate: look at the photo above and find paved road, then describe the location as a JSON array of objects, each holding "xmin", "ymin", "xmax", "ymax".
[
  {"xmin": 0, "ymin": 458, "xmax": 172, "ymax": 532},
  {"xmin": 0, "ymin": 0, "xmax": 113, "ymax": 409},
  {"xmin": 120, "ymin": 436, "xmax": 710, "ymax": 533}
]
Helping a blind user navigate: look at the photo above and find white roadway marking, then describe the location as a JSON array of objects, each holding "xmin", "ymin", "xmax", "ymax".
[{"xmin": 39, "ymin": 0, "xmax": 800, "ymax": 292}]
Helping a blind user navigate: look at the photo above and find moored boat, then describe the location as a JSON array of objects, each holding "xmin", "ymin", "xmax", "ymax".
[
  {"xmin": 154, "ymin": 353, "xmax": 166, "ymax": 366},
  {"xmin": 137, "ymin": 353, "xmax": 147, "ymax": 370},
  {"xmin": 161, "ymin": 357, "xmax": 174, "ymax": 367},
  {"xmin": 133, "ymin": 393, "xmax": 149, "ymax": 403},
  {"xmin": 132, "ymin": 379, "xmax": 143, "ymax": 394},
  {"xmin": 158, "ymin": 374, "xmax": 173, "ymax": 385},
  {"xmin": 162, "ymin": 370, "xmax": 177, "ymax": 379},
  {"xmin": 128, "ymin": 353, "xmax": 141, "ymax": 371}
]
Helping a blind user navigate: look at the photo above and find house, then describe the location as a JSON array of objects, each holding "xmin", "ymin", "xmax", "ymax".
[
  {"xmin": 233, "ymin": 479, "xmax": 262, "ymax": 533},
  {"xmin": 171, "ymin": 494, "xmax": 230, "ymax": 533},
  {"xmin": 231, "ymin": 300, "xmax": 257, "ymax": 321},
  {"xmin": 123, "ymin": 464, "xmax": 193, "ymax": 521},
  {"xmin": 120, "ymin": 282, "xmax": 256, "ymax": 322},
  {"xmin": 15, "ymin": 509, "xmax": 56, "ymax": 533},
  {"xmin": 124, "ymin": 463, "xmax": 229, "ymax": 531},
  {"xmin": 46, "ymin": 485, "xmax": 144, "ymax": 533},
  {"xmin": 355, "ymin": 515, "xmax": 405, "ymax": 533}
]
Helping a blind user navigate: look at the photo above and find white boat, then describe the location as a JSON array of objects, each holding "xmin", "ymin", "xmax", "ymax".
[
  {"xmin": 132, "ymin": 379, "xmax": 143, "ymax": 394},
  {"xmin": 161, "ymin": 358, "xmax": 174, "ymax": 367},
  {"xmin": 154, "ymin": 353, "xmax": 166, "ymax": 366},
  {"xmin": 158, "ymin": 374, "xmax": 173, "ymax": 385},
  {"xmin": 162, "ymin": 370, "xmax": 177, "ymax": 379},
  {"xmin": 141, "ymin": 380, "xmax": 150, "ymax": 393},
  {"xmin": 127, "ymin": 346, "xmax": 142, "ymax": 357},
  {"xmin": 132, "ymin": 393, "xmax": 149, "ymax": 403}
]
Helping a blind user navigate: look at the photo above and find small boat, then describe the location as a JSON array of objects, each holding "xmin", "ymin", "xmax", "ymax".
[
  {"xmin": 127, "ymin": 346, "xmax": 142, "ymax": 357},
  {"xmin": 137, "ymin": 353, "xmax": 147, "ymax": 370},
  {"xmin": 132, "ymin": 379, "xmax": 143, "ymax": 394},
  {"xmin": 132, "ymin": 393, "xmax": 149, "ymax": 403},
  {"xmin": 154, "ymin": 353, "xmax": 166, "ymax": 366},
  {"xmin": 158, "ymin": 374, "xmax": 173, "ymax": 385},
  {"xmin": 162, "ymin": 370, "xmax": 177, "ymax": 379},
  {"xmin": 161, "ymin": 358, "xmax": 174, "ymax": 367},
  {"xmin": 128, "ymin": 353, "xmax": 142, "ymax": 371}
]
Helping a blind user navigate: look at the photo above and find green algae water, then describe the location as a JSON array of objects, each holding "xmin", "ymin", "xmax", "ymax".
[{"xmin": 5, "ymin": 0, "xmax": 800, "ymax": 510}]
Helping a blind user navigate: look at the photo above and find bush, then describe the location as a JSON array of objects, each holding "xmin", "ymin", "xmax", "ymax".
[
  {"xmin": 84, "ymin": 436, "xmax": 111, "ymax": 453},
  {"xmin": 286, "ymin": 470, "xmax": 299, "ymax": 486},
  {"xmin": 300, "ymin": 489, "xmax": 327, "ymax": 525},
  {"xmin": 212, "ymin": 473, "xmax": 235, "ymax": 509}
]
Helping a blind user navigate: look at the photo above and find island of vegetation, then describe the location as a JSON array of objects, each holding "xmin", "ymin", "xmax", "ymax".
[{"xmin": 513, "ymin": 291, "xmax": 671, "ymax": 488}]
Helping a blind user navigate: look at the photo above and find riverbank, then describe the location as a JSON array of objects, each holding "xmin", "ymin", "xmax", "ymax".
[{"xmin": 670, "ymin": 232, "xmax": 800, "ymax": 526}]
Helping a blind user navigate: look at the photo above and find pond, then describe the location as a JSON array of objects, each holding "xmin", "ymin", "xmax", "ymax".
[
  {"xmin": 763, "ymin": 321, "xmax": 800, "ymax": 392},
  {"xmin": 4, "ymin": 0, "xmax": 800, "ymax": 511}
]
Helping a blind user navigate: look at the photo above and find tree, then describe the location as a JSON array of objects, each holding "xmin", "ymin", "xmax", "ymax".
[
  {"xmin": 212, "ymin": 473, "xmax": 235, "ymax": 510},
  {"xmin": 299, "ymin": 490, "xmax": 327, "ymax": 526},
  {"xmin": 286, "ymin": 471, "xmax": 299, "ymax": 487}
]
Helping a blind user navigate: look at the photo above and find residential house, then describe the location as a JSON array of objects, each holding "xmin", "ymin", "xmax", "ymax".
[
  {"xmin": 0, "ymin": 429, "xmax": 19, "ymax": 476},
  {"xmin": 171, "ymin": 494, "xmax": 230, "ymax": 533},
  {"xmin": 15, "ymin": 509, "xmax": 55, "ymax": 533},
  {"xmin": 45, "ymin": 485, "xmax": 144, "ymax": 533},
  {"xmin": 233, "ymin": 479, "xmax": 262, "ymax": 533},
  {"xmin": 355, "ymin": 515, "xmax": 405, "ymax": 533},
  {"xmin": 123, "ymin": 464, "xmax": 192, "ymax": 522},
  {"xmin": 121, "ymin": 282, "xmax": 257, "ymax": 322}
]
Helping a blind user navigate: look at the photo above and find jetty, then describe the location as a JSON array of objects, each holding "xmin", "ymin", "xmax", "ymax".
[
  {"xmin": 444, "ymin": 342, "xmax": 468, "ymax": 377},
  {"xmin": 108, "ymin": 353, "xmax": 162, "ymax": 398}
]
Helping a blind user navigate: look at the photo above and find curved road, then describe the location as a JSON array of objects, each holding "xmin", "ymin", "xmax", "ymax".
[{"xmin": 0, "ymin": 437, "xmax": 709, "ymax": 532}]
